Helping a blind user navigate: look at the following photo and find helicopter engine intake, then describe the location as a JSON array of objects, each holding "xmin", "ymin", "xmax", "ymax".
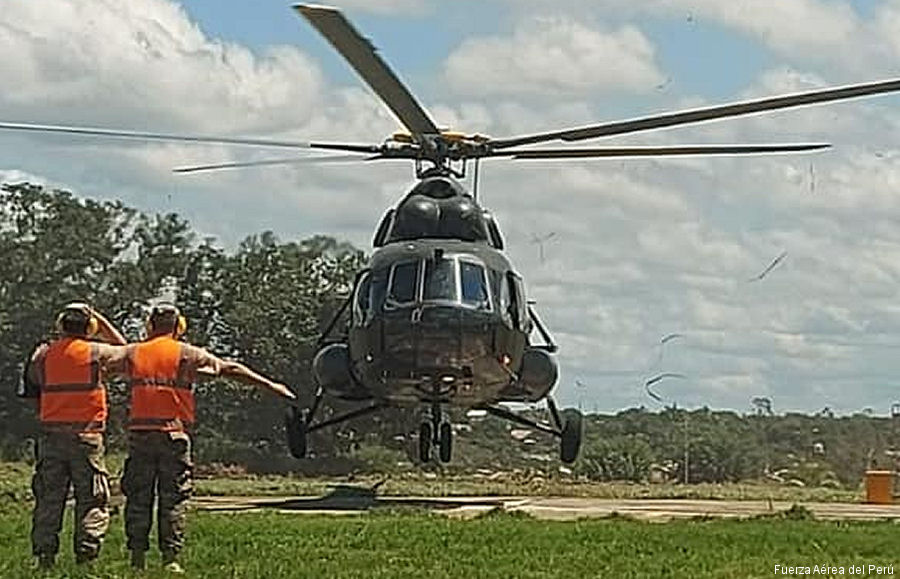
[{"xmin": 517, "ymin": 347, "xmax": 558, "ymax": 402}]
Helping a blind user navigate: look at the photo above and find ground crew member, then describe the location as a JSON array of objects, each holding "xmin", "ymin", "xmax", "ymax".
[
  {"xmin": 123, "ymin": 303, "xmax": 295, "ymax": 573},
  {"xmin": 26, "ymin": 303, "xmax": 128, "ymax": 569}
]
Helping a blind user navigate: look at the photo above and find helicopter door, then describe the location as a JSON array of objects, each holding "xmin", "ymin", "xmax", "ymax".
[
  {"xmin": 349, "ymin": 270, "xmax": 372, "ymax": 370},
  {"xmin": 351, "ymin": 271, "xmax": 371, "ymax": 327},
  {"xmin": 505, "ymin": 271, "xmax": 529, "ymax": 371}
]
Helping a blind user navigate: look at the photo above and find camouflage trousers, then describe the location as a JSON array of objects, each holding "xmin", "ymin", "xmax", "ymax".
[
  {"xmin": 122, "ymin": 430, "xmax": 193, "ymax": 556},
  {"xmin": 31, "ymin": 431, "xmax": 110, "ymax": 559}
]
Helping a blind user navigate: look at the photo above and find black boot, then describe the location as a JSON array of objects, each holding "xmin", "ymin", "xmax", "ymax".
[
  {"xmin": 130, "ymin": 550, "xmax": 146, "ymax": 570},
  {"xmin": 35, "ymin": 554, "xmax": 55, "ymax": 571},
  {"xmin": 162, "ymin": 550, "xmax": 184, "ymax": 574},
  {"xmin": 75, "ymin": 551, "xmax": 98, "ymax": 565}
]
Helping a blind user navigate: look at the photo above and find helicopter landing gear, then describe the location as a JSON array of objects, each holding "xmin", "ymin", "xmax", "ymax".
[
  {"xmin": 439, "ymin": 422, "xmax": 452, "ymax": 463},
  {"xmin": 548, "ymin": 398, "xmax": 583, "ymax": 464},
  {"xmin": 284, "ymin": 386, "xmax": 387, "ymax": 459},
  {"xmin": 419, "ymin": 401, "xmax": 452, "ymax": 463},
  {"xmin": 418, "ymin": 421, "xmax": 432, "ymax": 463},
  {"xmin": 285, "ymin": 407, "xmax": 308, "ymax": 459},
  {"xmin": 559, "ymin": 412, "xmax": 582, "ymax": 465},
  {"xmin": 484, "ymin": 396, "xmax": 583, "ymax": 464}
]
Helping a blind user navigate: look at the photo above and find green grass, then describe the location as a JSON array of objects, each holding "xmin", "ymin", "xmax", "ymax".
[
  {"xmin": 0, "ymin": 506, "xmax": 899, "ymax": 578},
  {"xmin": 0, "ymin": 460, "xmax": 863, "ymax": 504}
]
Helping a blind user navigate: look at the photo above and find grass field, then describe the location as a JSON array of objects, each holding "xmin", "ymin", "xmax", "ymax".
[
  {"xmin": 1, "ymin": 460, "xmax": 865, "ymax": 505},
  {"xmin": 1, "ymin": 462, "xmax": 896, "ymax": 578},
  {"xmin": 1, "ymin": 506, "xmax": 899, "ymax": 578}
]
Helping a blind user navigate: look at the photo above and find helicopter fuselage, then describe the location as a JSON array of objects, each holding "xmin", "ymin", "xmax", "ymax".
[{"xmin": 312, "ymin": 176, "xmax": 559, "ymax": 409}]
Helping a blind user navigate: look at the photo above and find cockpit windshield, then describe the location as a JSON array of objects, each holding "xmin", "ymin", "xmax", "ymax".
[
  {"xmin": 384, "ymin": 255, "xmax": 492, "ymax": 310},
  {"xmin": 460, "ymin": 261, "xmax": 489, "ymax": 307},
  {"xmin": 424, "ymin": 258, "xmax": 457, "ymax": 301}
]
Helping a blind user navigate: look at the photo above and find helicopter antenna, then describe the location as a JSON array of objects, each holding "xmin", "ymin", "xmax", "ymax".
[{"xmin": 473, "ymin": 158, "xmax": 481, "ymax": 203}]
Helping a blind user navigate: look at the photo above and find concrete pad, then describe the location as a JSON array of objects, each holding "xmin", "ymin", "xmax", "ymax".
[{"xmin": 191, "ymin": 495, "xmax": 900, "ymax": 521}]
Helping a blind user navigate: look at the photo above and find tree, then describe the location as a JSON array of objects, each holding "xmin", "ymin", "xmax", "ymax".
[{"xmin": 0, "ymin": 183, "xmax": 136, "ymax": 456}]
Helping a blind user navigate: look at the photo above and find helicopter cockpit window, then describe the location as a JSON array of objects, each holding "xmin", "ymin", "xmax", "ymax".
[
  {"xmin": 424, "ymin": 257, "xmax": 457, "ymax": 302},
  {"xmin": 460, "ymin": 261, "xmax": 490, "ymax": 309},
  {"xmin": 387, "ymin": 261, "xmax": 419, "ymax": 306}
]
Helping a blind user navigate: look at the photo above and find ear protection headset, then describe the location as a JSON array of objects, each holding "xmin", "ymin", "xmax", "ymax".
[
  {"xmin": 55, "ymin": 302, "xmax": 98, "ymax": 337},
  {"xmin": 146, "ymin": 302, "xmax": 187, "ymax": 338}
]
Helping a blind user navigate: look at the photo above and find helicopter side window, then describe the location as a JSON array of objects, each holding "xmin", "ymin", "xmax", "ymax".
[
  {"xmin": 387, "ymin": 261, "xmax": 419, "ymax": 306},
  {"xmin": 483, "ymin": 211, "xmax": 505, "ymax": 250},
  {"xmin": 424, "ymin": 257, "xmax": 457, "ymax": 301},
  {"xmin": 460, "ymin": 261, "xmax": 490, "ymax": 310},
  {"xmin": 513, "ymin": 274, "xmax": 531, "ymax": 333},
  {"xmin": 495, "ymin": 270, "xmax": 512, "ymax": 323},
  {"xmin": 507, "ymin": 272, "xmax": 529, "ymax": 331},
  {"xmin": 352, "ymin": 271, "xmax": 371, "ymax": 325},
  {"xmin": 368, "ymin": 268, "xmax": 388, "ymax": 315},
  {"xmin": 373, "ymin": 209, "xmax": 395, "ymax": 247}
]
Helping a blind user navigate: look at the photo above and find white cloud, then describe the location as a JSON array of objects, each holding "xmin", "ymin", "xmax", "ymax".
[
  {"xmin": 660, "ymin": 0, "xmax": 861, "ymax": 58},
  {"xmin": 503, "ymin": 0, "xmax": 900, "ymax": 75},
  {"xmin": 443, "ymin": 16, "xmax": 664, "ymax": 98},
  {"xmin": 0, "ymin": 0, "xmax": 324, "ymax": 133}
]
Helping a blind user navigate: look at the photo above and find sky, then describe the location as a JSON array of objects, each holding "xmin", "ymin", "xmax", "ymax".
[{"xmin": 3, "ymin": 0, "xmax": 900, "ymax": 415}]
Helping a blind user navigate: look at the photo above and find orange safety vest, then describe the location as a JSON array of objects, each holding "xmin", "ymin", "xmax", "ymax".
[
  {"xmin": 127, "ymin": 336, "xmax": 195, "ymax": 431},
  {"xmin": 39, "ymin": 338, "xmax": 107, "ymax": 433}
]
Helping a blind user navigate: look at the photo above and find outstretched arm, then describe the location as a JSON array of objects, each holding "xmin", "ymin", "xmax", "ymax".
[
  {"xmin": 217, "ymin": 360, "xmax": 297, "ymax": 402},
  {"xmin": 189, "ymin": 344, "xmax": 297, "ymax": 402},
  {"xmin": 91, "ymin": 309, "xmax": 127, "ymax": 346}
]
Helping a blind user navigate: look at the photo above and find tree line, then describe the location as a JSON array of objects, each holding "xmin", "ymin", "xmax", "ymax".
[
  {"xmin": 2, "ymin": 182, "xmax": 898, "ymax": 486},
  {"xmin": 0, "ymin": 182, "xmax": 368, "ymax": 471}
]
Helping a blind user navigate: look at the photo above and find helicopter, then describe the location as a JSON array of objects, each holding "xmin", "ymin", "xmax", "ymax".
[{"xmin": 5, "ymin": 5, "xmax": 900, "ymax": 465}]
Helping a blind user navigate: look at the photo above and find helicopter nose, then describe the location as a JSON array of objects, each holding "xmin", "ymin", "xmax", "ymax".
[{"xmin": 381, "ymin": 305, "xmax": 494, "ymax": 368}]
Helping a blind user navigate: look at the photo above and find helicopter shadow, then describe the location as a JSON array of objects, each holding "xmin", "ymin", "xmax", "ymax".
[{"xmin": 243, "ymin": 483, "xmax": 505, "ymax": 513}]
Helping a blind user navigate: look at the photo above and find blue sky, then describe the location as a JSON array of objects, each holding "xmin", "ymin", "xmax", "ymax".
[
  {"xmin": 4, "ymin": 0, "xmax": 900, "ymax": 415},
  {"xmin": 177, "ymin": 1, "xmax": 776, "ymax": 115},
  {"xmin": 176, "ymin": 0, "xmax": 782, "ymax": 122}
]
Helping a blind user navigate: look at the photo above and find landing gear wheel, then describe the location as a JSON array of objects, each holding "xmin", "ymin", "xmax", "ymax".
[
  {"xmin": 438, "ymin": 422, "xmax": 452, "ymax": 463},
  {"xmin": 285, "ymin": 407, "xmax": 308, "ymax": 459},
  {"xmin": 560, "ymin": 411, "xmax": 583, "ymax": 464},
  {"xmin": 419, "ymin": 421, "xmax": 433, "ymax": 463}
]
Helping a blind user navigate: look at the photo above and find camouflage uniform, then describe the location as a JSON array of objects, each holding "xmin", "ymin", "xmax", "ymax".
[
  {"xmin": 28, "ymin": 339, "xmax": 127, "ymax": 562},
  {"xmin": 122, "ymin": 430, "xmax": 194, "ymax": 557},
  {"xmin": 31, "ymin": 432, "xmax": 110, "ymax": 560}
]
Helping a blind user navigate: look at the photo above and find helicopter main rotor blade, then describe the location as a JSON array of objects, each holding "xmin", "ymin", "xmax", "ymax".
[
  {"xmin": 294, "ymin": 4, "xmax": 439, "ymax": 138},
  {"xmin": 173, "ymin": 153, "xmax": 381, "ymax": 174},
  {"xmin": 0, "ymin": 120, "xmax": 383, "ymax": 153},
  {"xmin": 491, "ymin": 77, "xmax": 900, "ymax": 149},
  {"xmin": 486, "ymin": 143, "xmax": 830, "ymax": 159}
]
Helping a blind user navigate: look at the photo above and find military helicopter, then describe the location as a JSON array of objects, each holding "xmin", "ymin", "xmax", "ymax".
[{"xmin": 5, "ymin": 5, "xmax": 900, "ymax": 464}]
